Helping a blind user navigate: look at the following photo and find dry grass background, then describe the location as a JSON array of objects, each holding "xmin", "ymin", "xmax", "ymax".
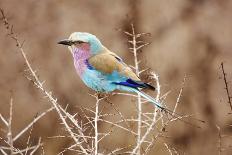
[{"xmin": 0, "ymin": 0, "xmax": 232, "ymax": 154}]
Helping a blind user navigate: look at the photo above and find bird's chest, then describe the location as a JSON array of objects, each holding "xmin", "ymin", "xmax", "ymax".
[
  {"xmin": 73, "ymin": 48, "xmax": 91, "ymax": 76},
  {"xmin": 73, "ymin": 50, "xmax": 107, "ymax": 91},
  {"xmin": 74, "ymin": 59, "xmax": 88, "ymax": 76}
]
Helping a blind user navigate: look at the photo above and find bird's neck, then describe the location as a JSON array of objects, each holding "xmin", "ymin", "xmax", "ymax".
[{"xmin": 73, "ymin": 47, "xmax": 91, "ymax": 60}]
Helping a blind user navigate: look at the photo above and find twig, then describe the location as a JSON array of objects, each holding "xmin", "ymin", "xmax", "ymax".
[
  {"xmin": 164, "ymin": 143, "xmax": 173, "ymax": 155},
  {"xmin": 104, "ymin": 98, "xmax": 136, "ymax": 138},
  {"xmin": 13, "ymin": 107, "xmax": 54, "ymax": 142},
  {"xmin": 220, "ymin": 62, "xmax": 232, "ymax": 111},
  {"xmin": 98, "ymin": 119, "xmax": 137, "ymax": 135},
  {"xmin": 173, "ymin": 75, "xmax": 186, "ymax": 114},
  {"xmin": 0, "ymin": 114, "xmax": 8, "ymax": 126},
  {"xmin": 216, "ymin": 125, "xmax": 222, "ymax": 155},
  {"xmin": 132, "ymin": 72, "xmax": 161, "ymax": 154},
  {"xmin": 143, "ymin": 133, "xmax": 160, "ymax": 154},
  {"xmin": 94, "ymin": 95, "xmax": 100, "ymax": 155},
  {"xmin": 123, "ymin": 24, "xmax": 161, "ymax": 155},
  {"xmin": 29, "ymin": 137, "xmax": 42, "ymax": 155},
  {"xmin": 131, "ymin": 23, "xmax": 142, "ymax": 155},
  {"xmin": 0, "ymin": 97, "xmax": 44, "ymax": 154},
  {"xmin": 7, "ymin": 98, "xmax": 13, "ymax": 155}
]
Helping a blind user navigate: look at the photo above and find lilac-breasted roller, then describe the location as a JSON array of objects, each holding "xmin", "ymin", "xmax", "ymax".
[{"xmin": 58, "ymin": 32, "xmax": 164, "ymax": 109}]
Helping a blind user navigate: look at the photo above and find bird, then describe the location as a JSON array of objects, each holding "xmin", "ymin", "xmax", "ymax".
[
  {"xmin": 57, "ymin": 32, "xmax": 164, "ymax": 110},
  {"xmin": 57, "ymin": 33, "xmax": 205, "ymax": 128}
]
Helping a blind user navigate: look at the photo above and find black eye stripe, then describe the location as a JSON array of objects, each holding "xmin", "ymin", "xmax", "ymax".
[{"xmin": 74, "ymin": 41, "xmax": 85, "ymax": 44}]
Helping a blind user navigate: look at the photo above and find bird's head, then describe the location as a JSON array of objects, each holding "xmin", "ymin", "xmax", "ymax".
[{"xmin": 58, "ymin": 32, "xmax": 104, "ymax": 55}]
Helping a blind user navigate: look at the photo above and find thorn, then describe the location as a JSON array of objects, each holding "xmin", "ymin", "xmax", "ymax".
[
  {"xmin": 128, "ymin": 40, "xmax": 133, "ymax": 44},
  {"xmin": 123, "ymin": 31, "xmax": 133, "ymax": 37},
  {"xmin": 64, "ymin": 104, "xmax": 69, "ymax": 111},
  {"xmin": 72, "ymin": 113, "xmax": 78, "ymax": 118},
  {"xmin": 139, "ymin": 68, "xmax": 150, "ymax": 74},
  {"xmin": 129, "ymin": 65, "xmax": 135, "ymax": 69},
  {"xmin": 10, "ymin": 25, "xmax": 14, "ymax": 34},
  {"xmin": 136, "ymin": 42, "xmax": 150, "ymax": 51},
  {"xmin": 136, "ymin": 32, "xmax": 151, "ymax": 38},
  {"xmin": 41, "ymin": 80, "xmax": 45, "ymax": 85},
  {"xmin": 24, "ymin": 68, "xmax": 30, "ymax": 72},
  {"xmin": 21, "ymin": 40, "xmax": 26, "ymax": 47}
]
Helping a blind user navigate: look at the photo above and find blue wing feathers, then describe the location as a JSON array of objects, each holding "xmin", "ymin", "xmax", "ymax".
[
  {"xmin": 113, "ymin": 79, "xmax": 155, "ymax": 90},
  {"xmin": 84, "ymin": 59, "xmax": 155, "ymax": 91}
]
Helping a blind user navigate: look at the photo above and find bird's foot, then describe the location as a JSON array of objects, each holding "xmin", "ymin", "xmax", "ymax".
[{"xmin": 95, "ymin": 92, "xmax": 109, "ymax": 99}]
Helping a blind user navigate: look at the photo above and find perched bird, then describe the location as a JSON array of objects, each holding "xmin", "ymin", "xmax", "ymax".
[
  {"xmin": 58, "ymin": 32, "xmax": 163, "ymax": 109},
  {"xmin": 57, "ymin": 33, "xmax": 205, "ymax": 128}
]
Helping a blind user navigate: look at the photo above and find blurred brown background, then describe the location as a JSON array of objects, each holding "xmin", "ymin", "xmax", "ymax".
[{"xmin": 0, "ymin": 0, "xmax": 232, "ymax": 154}]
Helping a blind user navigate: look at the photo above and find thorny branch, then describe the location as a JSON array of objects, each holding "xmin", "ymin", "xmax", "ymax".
[
  {"xmin": 131, "ymin": 24, "xmax": 143, "ymax": 154},
  {"xmin": 123, "ymin": 24, "xmax": 162, "ymax": 155},
  {"xmin": 0, "ymin": 8, "xmax": 89, "ymax": 154},
  {"xmin": 124, "ymin": 24, "xmax": 150, "ymax": 154},
  {"xmin": 173, "ymin": 75, "xmax": 186, "ymax": 114},
  {"xmin": 0, "ymin": 98, "xmax": 43, "ymax": 154}
]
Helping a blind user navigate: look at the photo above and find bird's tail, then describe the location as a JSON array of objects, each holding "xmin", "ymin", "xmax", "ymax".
[
  {"xmin": 133, "ymin": 89, "xmax": 164, "ymax": 109},
  {"xmin": 133, "ymin": 89, "xmax": 183, "ymax": 116},
  {"xmin": 132, "ymin": 88, "xmax": 205, "ymax": 128}
]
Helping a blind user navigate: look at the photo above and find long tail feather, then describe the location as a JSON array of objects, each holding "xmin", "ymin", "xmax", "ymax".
[
  {"xmin": 134, "ymin": 89, "xmax": 163, "ymax": 109},
  {"xmin": 132, "ymin": 89, "xmax": 205, "ymax": 128}
]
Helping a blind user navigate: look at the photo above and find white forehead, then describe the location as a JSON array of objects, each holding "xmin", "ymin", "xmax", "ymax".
[{"xmin": 68, "ymin": 32, "xmax": 98, "ymax": 42}]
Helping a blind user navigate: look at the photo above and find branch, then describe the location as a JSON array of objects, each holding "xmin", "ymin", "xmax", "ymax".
[
  {"xmin": 130, "ymin": 24, "xmax": 142, "ymax": 154},
  {"xmin": 123, "ymin": 24, "xmax": 159, "ymax": 155},
  {"xmin": 132, "ymin": 72, "xmax": 161, "ymax": 154},
  {"xmin": 220, "ymin": 62, "xmax": 232, "ymax": 111},
  {"xmin": 7, "ymin": 98, "xmax": 13, "ymax": 155},
  {"xmin": 93, "ymin": 95, "xmax": 101, "ymax": 155},
  {"xmin": 216, "ymin": 124, "xmax": 222, "ymax": 155},
  {"xmin": 173, "ymin": 75, "xmax": 186, "ymax": 114},
  {"xmin": 0, "ymin": 8, "xmax": 89, "ymax": 154}
]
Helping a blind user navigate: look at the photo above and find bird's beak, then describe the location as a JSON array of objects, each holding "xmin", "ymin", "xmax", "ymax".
[{"xmin": 57, "ymin": 39, "xmax": 73, "ymax": 46}]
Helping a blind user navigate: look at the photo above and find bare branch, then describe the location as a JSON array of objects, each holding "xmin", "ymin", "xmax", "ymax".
[
  {"xmin": 173, "ymin": 75, "xmax": 186, "ymax": 114},
  {"xmin": 7, "ymin": 98, "xmax": 13, "ymax": 155},
  {"xmin": 216, "ymin": 125, "xmax": 222, "ymax": 155},
  {"xmin": 0, "ymin": 114, "xmax": 8, "ymax": 126},
  {"xmin": 94, "ymin": 95, "xmax": 100, "ymax": 155},
  {"xmin": 0, "ymin": 9, "xmax": 89, "ymax": 154},
  {"xmin": 220, "ymin": 62, "xmax": 232, "ymax": 111}
]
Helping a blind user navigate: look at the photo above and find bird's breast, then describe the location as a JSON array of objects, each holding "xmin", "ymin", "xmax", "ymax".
[
  {"xmin": 74, "ymin": 59, "xmax": 87, "ymax": 76},
  {"xmin": 73, "ymin": 48, "xmax": 91, "ymax": 76}
]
